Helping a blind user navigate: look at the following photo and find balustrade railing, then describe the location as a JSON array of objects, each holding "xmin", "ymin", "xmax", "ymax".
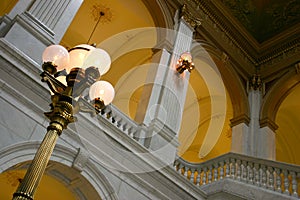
[
  {"xmin": 95, "ymin": 105, "xmax": 300, "ymax": 198},
  {"xmin": 98, "ymin": 104, "xmax": 140, "ymax": 140},
  {"xmin": 174, "ymin": 153, "xmax": 300, "ymax": 198}
]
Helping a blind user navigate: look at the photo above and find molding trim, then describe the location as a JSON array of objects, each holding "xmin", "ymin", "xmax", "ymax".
[
  {"xmin": 230, "ymin": 114, "xmax": 250, "ymax": 127},
  {"xmin": 259, "ymin": 118, "xmax": 279, "ymax": 132}
]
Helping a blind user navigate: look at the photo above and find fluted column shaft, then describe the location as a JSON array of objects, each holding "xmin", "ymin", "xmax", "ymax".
[{"xmin": 12, "ymin": 124, "xmax": 61, "ymax": 200}]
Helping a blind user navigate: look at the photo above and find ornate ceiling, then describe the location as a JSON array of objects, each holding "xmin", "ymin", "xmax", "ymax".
[{"xmin": 220, "ymin": 0, "xmax": 300, "ymax": 43}]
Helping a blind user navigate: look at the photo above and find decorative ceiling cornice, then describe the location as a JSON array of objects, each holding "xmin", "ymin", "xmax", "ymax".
[{"xmin": 178, "ymin": 0, "xmax": 300, "ymax": 79}]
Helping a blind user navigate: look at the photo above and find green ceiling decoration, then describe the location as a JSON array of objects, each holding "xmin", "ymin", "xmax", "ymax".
[{"xmin": 221, "ymin": 0, "xmax": 300, "ymax": 43}]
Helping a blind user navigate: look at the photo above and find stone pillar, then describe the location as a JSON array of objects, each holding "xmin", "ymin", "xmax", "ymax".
[
  {"xmin": 248, "ymin": 89, "xmax": 262, "ymax": 157},
  {"xmin": 231, "ymin": 74, "xmax": 276, "ymax": 160},
  {"xmin": 1, "ymin": 0, "xmax": 83, "ymax": 64},
  {"xmin": 135, "ymin": 6, "xmax": 198, "ymax": 164},
  {"xmin": 259, "ymin": 119, "xmax": 277, "ymax": 160},
  {"xmin": 230, "ymin": 115, "xmax": 250, "ymax": 155}
]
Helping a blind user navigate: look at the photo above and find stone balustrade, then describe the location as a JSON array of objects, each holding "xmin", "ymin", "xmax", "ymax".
[
  {"xmin": 95, "ymin": 104, "xmax": 300, "ymax": 199},
  {"xmin": 98, "ymin": 104, "xmax": 140, "ymax": 140},
  {"xmin": 174, "ymin": 152, "xmax": 300, "ymax": 198}
]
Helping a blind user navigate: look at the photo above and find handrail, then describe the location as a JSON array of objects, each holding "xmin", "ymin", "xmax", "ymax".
[
  {"xmin": 174, "ymin": 152, "xmax": 300, "ymax": 198},
  {"xmin": 94, "ymin": 104, "xmax": 300, "ymax": 198}
]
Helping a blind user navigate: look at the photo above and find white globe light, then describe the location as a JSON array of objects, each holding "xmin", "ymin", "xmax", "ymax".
[
  {"xmin": 66, "ymin": 44, "xmax": 95, "ymax": 73},
  {"xmin": 89, "ymin": 81, "xmax": 115, "ymax": 105},
  {"xmin": 180, "ymin": 52, "xmax": 192, "ymax": 62},
  {"xmin": 42, "ymin": 45, "xmax": 69, "ymax": 71},
  {"xmin": 82, "ymin": 48, "xmax": 111, "ymax": 75}
]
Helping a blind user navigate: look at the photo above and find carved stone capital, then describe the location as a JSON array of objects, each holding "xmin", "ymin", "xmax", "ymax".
[{"xmin": 179, "ymin": 4, "xmax": 201, "ymax": 29}]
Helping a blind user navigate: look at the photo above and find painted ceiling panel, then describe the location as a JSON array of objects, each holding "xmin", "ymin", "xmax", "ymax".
[{"xmin": 220, "ymin": 0, "xmax": 300, "ymax": 43}]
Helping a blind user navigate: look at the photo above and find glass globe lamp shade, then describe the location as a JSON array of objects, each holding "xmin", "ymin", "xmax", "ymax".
[
  {"xmin": 82, "ymin": 48, "xmax": 111, "ymax": 75},
  {"xmin": 66, "ymin": 44, "xmax": 95, "ymax": 73},
  {"xmin": 180, "ymin": 52, "xmax": 192, "ymax": 62},
  {"xmin": 42, "ymin": 45, "xmax": 69, "ymax": 71},
  {"xmin": 89, "ymin": 81, "xmax": 115, "ymax": 105}
]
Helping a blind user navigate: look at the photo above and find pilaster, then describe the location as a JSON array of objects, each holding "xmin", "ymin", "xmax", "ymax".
[
  {"xmin": 135, "ymin": 6, "xmax": 195, "ymax": 163},
  {"xmin": 1, "ymin": 0, "xmax": 83, "ymax": 64},
  {"xmin": 231, "ymin": 74, "xmax": 276, "ymax": 160}
]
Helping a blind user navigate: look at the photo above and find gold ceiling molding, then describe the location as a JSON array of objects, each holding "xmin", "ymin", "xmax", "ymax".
[{"xmin": 182, "ymin": 0, "xmax": 300, "ymax": 78}]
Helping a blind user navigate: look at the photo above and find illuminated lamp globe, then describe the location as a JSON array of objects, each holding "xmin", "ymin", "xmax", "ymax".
[
  {"xmin": 66, "ymin": 44, "xmax": 95, "ymax": 73},
  {"xmin": 89, "ymin": 81, "xmax": 115, "ymax": 105},
  {"xmin": 42, "ymin": 45, "xmax": 69, "ymax": 71},
  {"xmin": 180, "ymin": 52, "xmax": 192, "ymax": 62},
  {"xmin": 82, "ymin": 48, "xmax": 111, "ymax": 75}
]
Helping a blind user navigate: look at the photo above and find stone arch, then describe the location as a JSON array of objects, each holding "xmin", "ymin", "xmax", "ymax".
[
  {"xmin": 142, "ymin": 0, "xmax": 175, "ymax": 29},
  {"xmin": 260, "ymin": 69, "xmax": 300, "ymax": 128},
  {"xmin": 0, "ymin": 141, "xmax": 118, "ymax": 200},
  {"xmin": 191, "ymin": 39, "xmax": 250, "ymax": 123}
]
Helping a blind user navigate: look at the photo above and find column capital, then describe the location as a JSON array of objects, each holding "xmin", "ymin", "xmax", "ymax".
[{"xmin": 179, "ymin": 4, "xmax": 201, "ymax": 29}]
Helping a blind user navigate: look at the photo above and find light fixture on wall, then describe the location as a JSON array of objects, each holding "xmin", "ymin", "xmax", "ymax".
[
  {"xmin": 13, "ymin": 44, "xmax": 114, "ymax": 200},
  {"xmin": 176, "ymin": 52, "xmax": 195, "ymax": 74}
]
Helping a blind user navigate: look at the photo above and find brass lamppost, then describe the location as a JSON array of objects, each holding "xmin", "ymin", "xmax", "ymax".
[{"xmin": 12, "ymin": 44, "xmax": 115, "ymax": 200}]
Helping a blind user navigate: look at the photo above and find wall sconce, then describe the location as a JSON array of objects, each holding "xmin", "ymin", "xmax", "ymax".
[{"xmin": 176, "ymin": 52, "xmax": 194, "ymax": 74}]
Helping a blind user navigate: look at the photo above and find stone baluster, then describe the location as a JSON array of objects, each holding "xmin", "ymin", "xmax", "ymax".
[
  {"xmin": 178, "ymin": 164, "xmax": 184, "ymax": 175},
  {"xmin": 267, "ymin": 166, "xmax": 275, "ymax": 190},
  {"xmin": 208, "ymin": 165, "xmax": 213, "ymax": 183},
  {"xmin": 236, "ymin": 159, "xmax": 241, "ymax": 181},
  {"xmin": 195, "ymin": 169, "xmax": 201, "ymax": 185},
  {"xmin": 291, "ymin": 171, "xmax": 298, "ymax": 197},
  {"xmin": 190, "ymin": 168, "xmax": 196, "ymax": 184},
  {"xmin": 174, "ymin": 162, "xmax": 179, "ymax": 172},
  {"xmin": 230, "ymin": 158, "xmax": 236, "ymax": 179},
  {"xmin": 127, "ymin": 127, "xmax": 133, "ymax": 137},
  {"xmin": 225, "ymin": 159, "xmax": 230, "ymax": 178},
  {"xmin": 283, "ymin": 170, "xmax": 290, "ymax": 195},
  {"xmin": 254, "ymin": 163, "xmax": 260, "ymax": 186},
  {"xmin": 202, "ymin": 167, "xmax": 207, "ymax": 185},
  {"xmin": 275, "ymin": 168, "xmax": 282, "ymax": 193},
  {"xmin": 121, "ymin": 122, "xmax": 127, "ymax": 132},
  {"xmin": 261, "ymin": 165, "xmax": 267, "ymax": 188},
  {"xmin": 241, "ymin": 160, "xmax": 247, "ymax": 182},
  {"xmin": 248, "ymin": 162, "xmax": 254, "ymax": 184},
  {"xmin": 219, "ymin": 161, "xmax": 224, "ymax": 180},
  {"xmin": 213, "ymin": 163, "xmax": 219, "ymax": 182},
  {"xmin": 183, "ymin": 166, "xmax": 188, "ymax": 178}
]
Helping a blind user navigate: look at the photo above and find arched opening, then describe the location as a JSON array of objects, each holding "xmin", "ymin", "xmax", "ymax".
[
  {"xmin": 260, "ymin": 70, "xmax": 300, "ymax": 164},
  {"xmin": 0, "ymin": 160, "xmax": 100, "ymax": 200},
  {"xmin": 275, "ymin": 83, "xmax": 300, "ymax": 165},
  {"xmin": 178, "ymin": 41, "xmax": 239, "ymax": 163}
]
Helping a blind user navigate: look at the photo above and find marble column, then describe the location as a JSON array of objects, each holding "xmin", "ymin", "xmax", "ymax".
[
  {"xmin": 135, "ymin": 12, "xmax": 196, "ymax": 164},
  {"xmin": 231, "ymin": 74, "xmax": 276, "ymax": 160},
  {"xmin": 0, "ymin": 0, "xmax": 83, "ymax": 64}
]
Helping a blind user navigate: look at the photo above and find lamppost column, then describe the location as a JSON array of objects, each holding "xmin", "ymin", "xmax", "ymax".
[
  {"xmin": 12, "ymin": 128, "xmax": 60, "ymax": 200},
  {"xmin": 13, "ymin": 97, "xmax": 74, "ymax": 200}
]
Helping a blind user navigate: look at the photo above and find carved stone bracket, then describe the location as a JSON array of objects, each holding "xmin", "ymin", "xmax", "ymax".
[
  {"xmin": 248, "ymin": 74, "xmax": 262, "ymax": 91},
  {"xmin": 180, "ymin": 4, "xmax": 202, "ymax": 29}
]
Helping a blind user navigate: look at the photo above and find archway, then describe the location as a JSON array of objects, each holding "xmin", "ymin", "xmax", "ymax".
[{"xmin": 0, "ymin": 142, "xmax": 118, "ymax": 200}]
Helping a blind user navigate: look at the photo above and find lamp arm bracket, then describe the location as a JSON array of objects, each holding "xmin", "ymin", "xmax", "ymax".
[{"xmin": 41, "ymin": 71, "xmax": 67, "ymax": 94}]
